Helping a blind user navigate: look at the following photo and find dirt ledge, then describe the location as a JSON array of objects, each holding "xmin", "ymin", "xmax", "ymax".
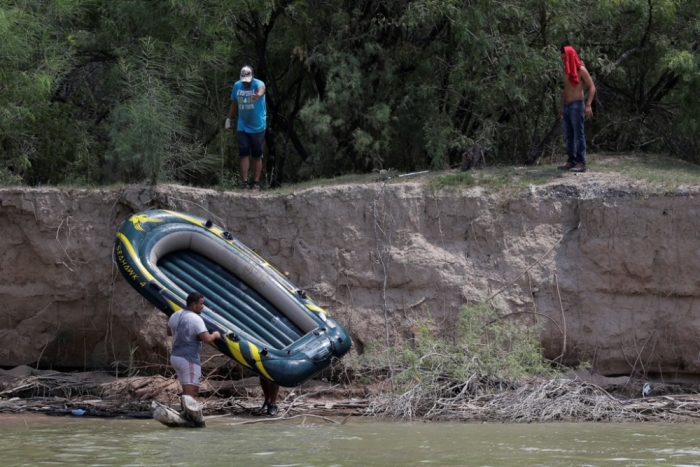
[{"xmin": 2, "ymin": 162, "xmax": 700, "ymax": 383}]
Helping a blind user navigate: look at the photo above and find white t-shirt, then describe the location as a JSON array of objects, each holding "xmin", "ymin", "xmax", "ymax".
[{"xmin": 168, "ymin": 310, "xmax": 207, "ymax": 364}]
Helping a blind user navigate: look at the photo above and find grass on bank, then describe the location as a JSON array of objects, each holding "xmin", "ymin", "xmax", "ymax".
[
  {"xmin": 429, "ymin": 153, "xmax": 700, "ymax": 194},
  {"xmin": 11, "ymin": 152, "xmax": 698, "ymax": 194},
  {"xmin": 243, "ymin": 153, "xmax": 700, "ymax": 196},
  {"xmin": 591, "ymin": 154, "xmax": 700, "ymax": 189}
]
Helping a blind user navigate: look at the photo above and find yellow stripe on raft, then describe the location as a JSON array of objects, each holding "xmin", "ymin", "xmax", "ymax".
[
  {"xmin": 306, "ymin": 303, "xmax": 327, "ymax": 314},
  {"xmin": 226, "ymin": 340, "xmax": 252, "ymax": 369},
  {"xmin": 248, "ymin": 343, "xmax": 274, "ymax": 381},
  {"xmin": 129, "ymin": 213, "xmax": 164, "ymax": 232},
  {"xmin": 163, "ymin": 210, "xmax": 206, "ymax": 227},
  {"xmin": 115, "ymin": 233, "xmax": 155, "ymax": 282}
]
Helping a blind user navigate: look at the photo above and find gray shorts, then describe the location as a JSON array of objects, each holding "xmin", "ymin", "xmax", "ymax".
[{"xmin": 170, "ymin": 355, "xmax": 201, "ymax": 386}]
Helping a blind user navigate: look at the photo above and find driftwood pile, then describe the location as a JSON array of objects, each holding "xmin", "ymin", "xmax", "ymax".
[
  {"xmin": 2, "ymin": 367, "xmax": 700, "ymax": 423},
  {"xmin": 0, "ymin": 367, "xmax": 369, "ymax": 421},
  {"xmin": 367, "ymin": 378, "xmax": 700, "ymax": 423}
]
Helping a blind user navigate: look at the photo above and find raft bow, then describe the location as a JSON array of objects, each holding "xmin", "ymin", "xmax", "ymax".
[{"xmin": 114, "ymin": 209, "xmax": 351, "ymax": 387}]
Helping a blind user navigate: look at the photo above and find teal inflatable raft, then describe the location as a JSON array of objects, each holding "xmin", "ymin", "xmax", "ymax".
[{"xmin": 113, "ymin": 209, "xmax": 351, "ymax": 387}]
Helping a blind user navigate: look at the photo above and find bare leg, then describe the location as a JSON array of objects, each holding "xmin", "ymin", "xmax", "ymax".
[
  {"xmin": 252, "ymin": 158, "xmax": 262, "ymax": 183},
  {"xmin": 260, "ymin": 377, "xmax": 280, "ymax": 416},
  {"xmin": 240, "ymin": 156, "xmax": 250, "ymax": 183},
  {"xmin": 181, "ymin": 384, "xmax": 199, "ymax": 398},
  {"xmin": 260, "ymin": 377, "xmax": 271, "ymax": 402}
]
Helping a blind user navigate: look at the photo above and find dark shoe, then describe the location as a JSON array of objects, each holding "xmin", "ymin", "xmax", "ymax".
[
  {"xmin": 569, "ymin": 163, "xmax": 587, "ymax": 173},
  {"xmin": 266, "ymin": 404, "xmax": 278, "ymax": 417},
  {"xmin": 241, "ymin": 181, "xmax": 249, "ymax": 190},
  {"xmin": 251, "ymin": 181, "xmax": 261, "ymax": 191},
  {"xmin": 259, "ymin": 400, "xmax": 270, "ymax": 414},
  {"xmin": 557, "ymin": 161, "xmax": 574, "ymax": 170}
]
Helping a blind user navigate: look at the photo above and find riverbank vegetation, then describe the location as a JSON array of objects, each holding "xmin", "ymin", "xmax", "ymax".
[
  {"xmin": 348, "ymin": 303, "xmax": 700, "ymax": 422},
  {"xmin": 351, "ymin": 303, "xmax": 552, "ymax": 418},
  {"xmin": 4, "ymin": 366, "xmax": 700, "ymax": 423},
  {"xmin": 2, "ymin": 0, "xmax": 699, "ymax": 188},
  {"xmin": 4, "ymin": 302, "xmax": 700, "ymax": 423}
]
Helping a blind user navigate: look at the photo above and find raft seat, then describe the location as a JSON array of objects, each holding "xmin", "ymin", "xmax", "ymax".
[{"xmin": 158, "ymin": 250, "xmax": 304, "ymax": 350}]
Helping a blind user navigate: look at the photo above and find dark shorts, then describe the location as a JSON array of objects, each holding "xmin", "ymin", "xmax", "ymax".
[{"xmin": 237, "ymin": 131, "xmax": 265, "ymax": 159}]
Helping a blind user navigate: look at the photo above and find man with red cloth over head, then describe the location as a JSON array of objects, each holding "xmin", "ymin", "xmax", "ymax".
[{"xmin": 558, "ymin": 44, "xmax": 596, "ymax": 173}]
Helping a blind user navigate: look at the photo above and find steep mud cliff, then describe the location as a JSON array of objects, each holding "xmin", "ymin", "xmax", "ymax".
[{"xmin": 1, "ymin": 175, "xmax": 699, "ymax": 381}]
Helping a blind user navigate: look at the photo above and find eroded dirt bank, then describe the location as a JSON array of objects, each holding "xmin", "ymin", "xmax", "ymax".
[{"xmin": 1, "ymin": 176, "xmax": 699, "ymax": 381}]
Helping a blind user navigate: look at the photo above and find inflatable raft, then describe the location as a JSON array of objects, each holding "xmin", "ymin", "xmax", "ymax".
[{"xmin": 113, "ymin": 209, "xmax": 351, "ymax": 387}]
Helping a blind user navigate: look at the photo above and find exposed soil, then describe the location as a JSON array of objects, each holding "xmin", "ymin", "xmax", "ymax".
[{"xmin": 1, "ymin": 158, "xmax": 700, "ymax": 395}]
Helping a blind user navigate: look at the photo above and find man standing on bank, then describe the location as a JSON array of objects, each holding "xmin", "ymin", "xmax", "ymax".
[
  {"xmin": 225, "ymin": 65, "xmax": 267, "ymax": 191},
  {"xmin": 167, "ymin": 292, "xmax": 221, "ymax": 397},
  {"xmin": 558, "ymin": 44, "xmax": 596, "ymax": 173}
]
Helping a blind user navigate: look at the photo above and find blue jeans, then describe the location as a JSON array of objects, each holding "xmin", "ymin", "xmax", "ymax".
[
  {"xmin": 562, "ymin": 100, "xmax": 586, "ymax": 165},
  {"xmin": 237, "ymin": 130, "xmax": 265, "ymax": 159}
]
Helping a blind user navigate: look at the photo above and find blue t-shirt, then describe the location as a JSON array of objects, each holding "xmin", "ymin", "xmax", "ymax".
[
  {"xmin": 168, "ymin": 310, "xmax": 207, "ymax": 364},
  {"xmin": 231, "ymin": 78, "xmax": 267, "ymax": 133}
]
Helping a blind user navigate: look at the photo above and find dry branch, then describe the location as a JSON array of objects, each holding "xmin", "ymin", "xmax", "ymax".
[{"xmin": 3, "ymin": 371, "xmax": 700, "ymax": 424}]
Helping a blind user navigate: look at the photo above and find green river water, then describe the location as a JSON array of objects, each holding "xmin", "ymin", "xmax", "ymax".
[{"xmin": 1, "ymin": 414, "xmax": 699, "ymax": 466}]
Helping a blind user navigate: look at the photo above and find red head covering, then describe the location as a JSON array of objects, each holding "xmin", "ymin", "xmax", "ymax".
[{"xmin": 563, "ymin": 46, "xmax": 582, "ymax": 86}]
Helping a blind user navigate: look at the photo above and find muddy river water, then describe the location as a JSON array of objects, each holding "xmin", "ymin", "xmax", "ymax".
[{"xmin": 1, "ymin": 414, "xmax": 699, "ymax": 466}]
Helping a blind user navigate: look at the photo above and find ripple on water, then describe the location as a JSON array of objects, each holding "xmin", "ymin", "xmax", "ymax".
[{"xmin": 1, "ymin": 417, "xmax": 700, "ymax": 466}]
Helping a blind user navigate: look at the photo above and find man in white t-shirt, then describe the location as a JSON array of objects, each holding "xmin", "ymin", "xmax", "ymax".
[{"xmin": 167, "ymin": 292, "xmax": 221, "ymax": 397}]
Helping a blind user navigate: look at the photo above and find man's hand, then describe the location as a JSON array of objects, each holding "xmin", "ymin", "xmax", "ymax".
[
  {"xmin": 584, "ymin": 104, "xmax": 593, "ymax": 119},
  {"xmin": 251, "ymin": 87, "xmax": 265, "ymax": 103},
  {"xmin": 198, "ymin": 330, "xmax": 221, "ymax": 344}
]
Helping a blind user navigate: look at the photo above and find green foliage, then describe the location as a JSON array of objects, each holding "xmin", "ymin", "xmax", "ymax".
[
  {"xmin": 1, "ymin": 0, "xmax": 699, "ymax": 186},
  {"xmin": 106, "ymin": 38, "xmax": 217, "ymax": 183},
  {"xmin": 457, "ymin": 303, "xmax": 549, "ymax": 379},
  {"xmin": 354, "ymin": 302, "xmax": 551, "ymax": 391}
]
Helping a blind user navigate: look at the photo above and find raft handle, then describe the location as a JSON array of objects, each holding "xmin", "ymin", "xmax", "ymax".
[
  {"xmin": 226, "ymin": 332, "xmax": 240, "ymax": 342},
  {"xmin": 222, "ymin": 231, "xmax": 233, "ymax": 240},
  {"xmin": 205, "ymin": 219, "xmax": 213, "ymax": 228},
  {"xmin": 261, "ymin": 348, "xmax": 269, "ymax": 357}
]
